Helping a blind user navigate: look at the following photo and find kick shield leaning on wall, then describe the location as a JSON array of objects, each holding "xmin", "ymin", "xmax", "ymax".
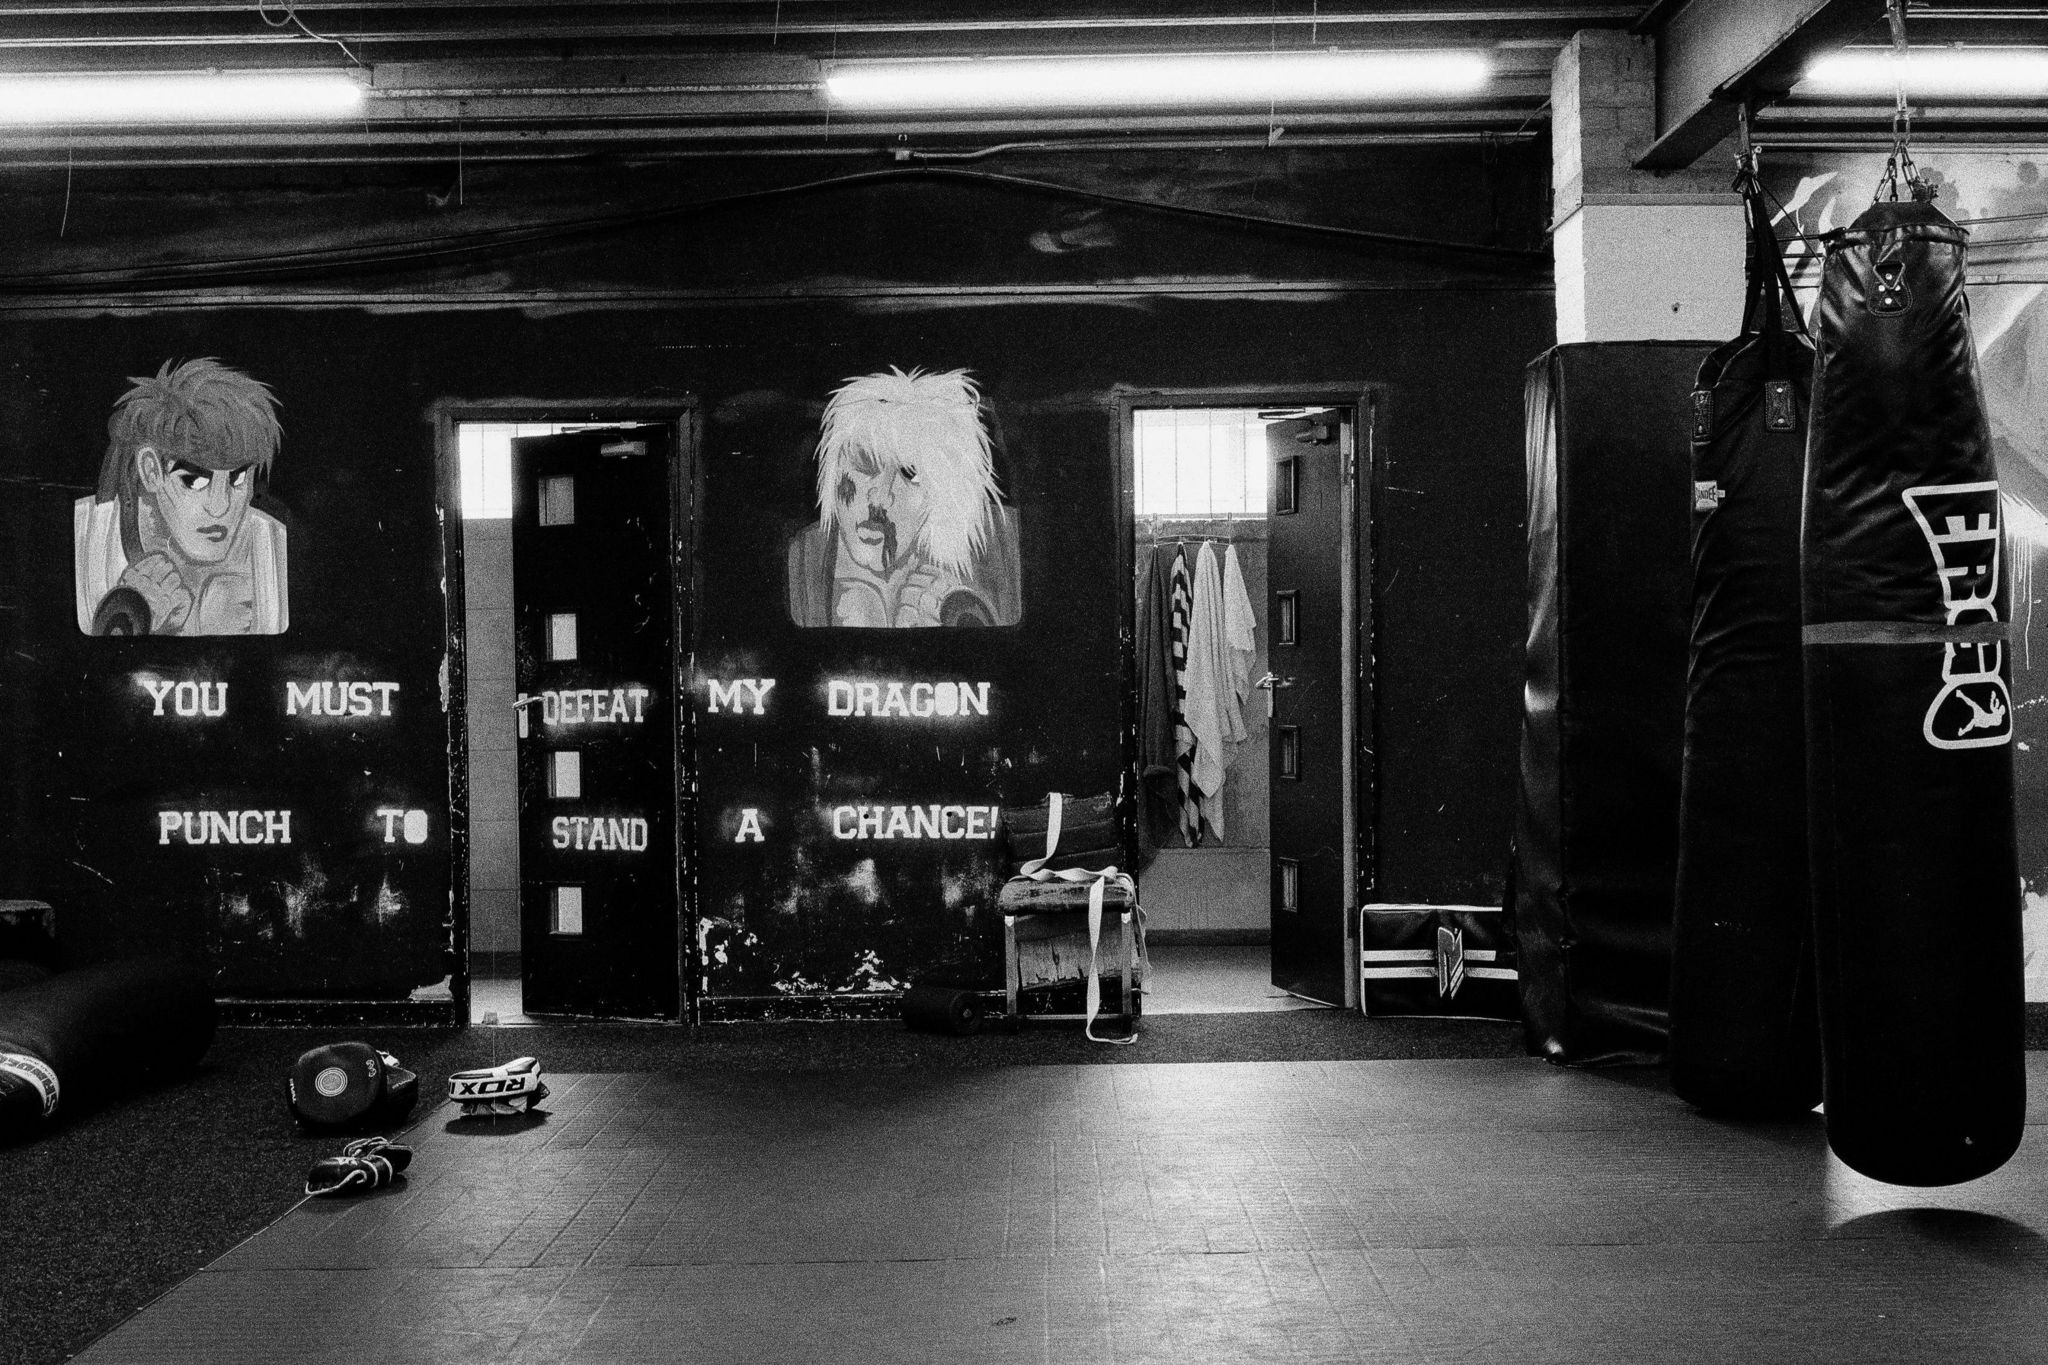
[
  {"xmin": 1804, "ymin": 192, "xmax": 2025, "ymax": 1186},
  {"xmin": 1514, "ymin": 342, "xmax": 1707, "ymax": 1065}
]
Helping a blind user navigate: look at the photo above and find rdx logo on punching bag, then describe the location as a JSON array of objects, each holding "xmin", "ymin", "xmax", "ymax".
[{"xmin": 1905, "ymin": 481, "xmax": 2012, "ymax": 750}]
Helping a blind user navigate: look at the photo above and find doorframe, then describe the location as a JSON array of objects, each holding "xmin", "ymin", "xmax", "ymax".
[
  {"xmin": 429, "ymin": 397, "xmax": 703, "ymax": 1024},
  {"xmin": 1110, "ymin": 384, "xmax": 1381, "ymax": 1009}
]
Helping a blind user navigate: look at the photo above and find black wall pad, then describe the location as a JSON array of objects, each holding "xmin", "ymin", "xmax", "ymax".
[
  {"xmin": 1804, "ymin": 198, "xmax": 2024, "ymax": 1186},
  {"xmin": 1513, "ymin": 342, "xmax": 1712, "ymax": 1066}
]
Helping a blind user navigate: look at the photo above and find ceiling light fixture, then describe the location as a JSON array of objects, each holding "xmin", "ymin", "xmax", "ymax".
[
  {"xmin": 0, "ymin": 72, "xmax": 366, "ymax": 125},
  {"xmin": 825, "ymin": 51, "xmax": 1491, "ymax": 110},
  {"xmin": 1801, "ymin": 49, "xmax": 2048, "ymax": 97}
]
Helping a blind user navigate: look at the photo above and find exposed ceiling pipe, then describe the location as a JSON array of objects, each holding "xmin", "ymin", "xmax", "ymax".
[{"xmin": 0, "ymin": 5, "xmax": 1646, "ymax": 45}]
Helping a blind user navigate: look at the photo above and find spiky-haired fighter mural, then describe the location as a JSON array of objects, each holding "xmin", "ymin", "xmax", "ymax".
[
  {"xmin": 73, "ymin": 358, "xmax": 288, "ymax": 636},
  {"xmin": 786, "ymin": 367, "xmax": 1021, "ymax": 628}
]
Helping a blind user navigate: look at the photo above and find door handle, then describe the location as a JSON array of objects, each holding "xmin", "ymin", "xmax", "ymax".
[{"xmin": 1255, "ymin": 672, "xmax": 1293, "ymax": 721}]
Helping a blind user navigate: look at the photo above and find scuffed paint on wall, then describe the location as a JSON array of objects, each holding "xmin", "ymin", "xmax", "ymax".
[
  {"xmin": 2025, "ymin": 884, "xmax": 2048, "ymax": 1001},
  {"xmin": 203, "ymin": 850, "xmax": 435, "ymax": 996}
]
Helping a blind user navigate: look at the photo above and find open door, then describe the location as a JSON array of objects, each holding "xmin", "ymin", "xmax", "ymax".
[
  {"xmin": 1266, "ymin": 410, "xmax": 1357, "ymax": 1005},
  {"xmin": 511, "ymin": 424, "xmax": 685, "ymax": 1019}
]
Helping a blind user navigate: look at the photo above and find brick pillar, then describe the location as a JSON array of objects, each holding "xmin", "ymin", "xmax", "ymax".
[{"xmin": 1553, "ymin": 29, "xmax": 1746, "ymax": 343}]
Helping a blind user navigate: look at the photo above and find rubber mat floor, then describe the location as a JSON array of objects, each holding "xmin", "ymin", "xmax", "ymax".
[{"xmin": 75, "ymin": 1055, "xmax": 2048, "ymax": 1365}]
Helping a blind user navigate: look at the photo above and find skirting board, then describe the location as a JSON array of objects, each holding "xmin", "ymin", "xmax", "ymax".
[{"xmin": 1148, "ymin": 929, "xmax": 1271, "ymax": 947}]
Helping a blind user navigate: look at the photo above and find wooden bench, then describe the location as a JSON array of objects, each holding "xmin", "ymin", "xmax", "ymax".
[{"xmin": 996, "ymin": 875, "xmax": 1140, "ymax": 1028}]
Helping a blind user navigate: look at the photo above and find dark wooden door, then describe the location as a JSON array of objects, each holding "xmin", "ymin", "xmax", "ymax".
[
  {"xmin": 1267, "ymin": 412, "xmax": 1353, "ymax": 1005},
  {"xmin": 511, "ymin": 425, "xmax": 684, "ymax": 1019}
]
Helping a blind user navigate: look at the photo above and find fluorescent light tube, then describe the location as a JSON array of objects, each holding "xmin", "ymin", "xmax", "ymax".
[
  {"xmin": 1802, "ymin": 50, "xmax": 2048, "ymax": 97},
  {"xmin": 826, "ymin": 51, "xmax": 1490, "ymax": 110},
  {"xmin": 0, "ymin": 72, "xmax": 366, "ymax": 124}
]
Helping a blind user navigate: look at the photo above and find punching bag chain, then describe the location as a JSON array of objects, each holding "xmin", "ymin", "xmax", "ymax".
[
  {"xmin": 1732, "ymin": 100, "xmax": 1759, "ymax": 187},
  {"xmin": 1877, "ymin": 0, "xmax": 1932, "ymax": 203}
]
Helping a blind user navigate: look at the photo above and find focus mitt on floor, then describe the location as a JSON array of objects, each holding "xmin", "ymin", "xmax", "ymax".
[
  {"xmin": 287, "ymin": 1042, "xmax": 420, "ymax": 1130},
  {"xmin": 448, "ymin": 1055, "xmax": 549, "ymax": 1118}
]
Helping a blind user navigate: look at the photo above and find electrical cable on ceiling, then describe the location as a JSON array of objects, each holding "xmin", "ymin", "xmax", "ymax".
[
  {"xmin": 257, "ymin": 0, "xmax": 367, "ymax": 70},
  {"xmin": 0, "ymin": 163, "xmax": 1546, "ymax": 294}
]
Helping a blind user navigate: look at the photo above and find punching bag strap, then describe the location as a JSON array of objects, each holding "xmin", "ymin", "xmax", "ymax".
[{"xmin": 1731, "ymin": 127, "xmax": 1806, "ymax": 384}]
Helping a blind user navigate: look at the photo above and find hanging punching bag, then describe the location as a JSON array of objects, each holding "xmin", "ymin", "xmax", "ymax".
[
  {"xmin": 1671, "ymin": 161, "xmax": 1823, "ymax": 1118},
  {"xmin": 1804, "ymin": 187, "xmax": 2025, "ymax": 1186}
]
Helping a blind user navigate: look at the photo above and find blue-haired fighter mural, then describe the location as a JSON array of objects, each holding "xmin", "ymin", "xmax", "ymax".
[
  {"xmin": 74, "ymin": 358, "xmax": 288, "ymax": 636},
  {"xmin": 786, "ymin": 367, "xmax": 1021, "ymax": 628}
]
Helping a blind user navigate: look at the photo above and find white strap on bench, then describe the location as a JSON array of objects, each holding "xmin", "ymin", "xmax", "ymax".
[{"xmin": 1013, "ymin": 791, "xmax": 1146, "ymax": 1045}]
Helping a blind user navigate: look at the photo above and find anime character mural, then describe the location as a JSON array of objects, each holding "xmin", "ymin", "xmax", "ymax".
[
  {"xmin": 786, "ymin": 367, "xmax": 1022, "ymax": 628},
  {"xmin": 73, "ymin": 358, "xmax": 289, "ymax": 637}
]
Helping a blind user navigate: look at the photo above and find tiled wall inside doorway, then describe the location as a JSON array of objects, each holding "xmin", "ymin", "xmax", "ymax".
[{"xmin": 465, "ymin": 515, "xmax": 520, "ymax": 957}]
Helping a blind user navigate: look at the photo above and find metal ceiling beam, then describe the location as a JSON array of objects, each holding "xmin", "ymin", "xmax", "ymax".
[
  {"xmin": 0, "ymin": 3, "xmax": 1645, "ymax": 45},
  {"xmin": 1636, "ymin": 0, "xmax": 1882, "ymax": 169},
  {"xmin": 0, "ymin": 101, "xmax": 1552, "ymax": 165},
  {"xmin": 0, "ymin": 12, "xmax": 1633, "ymax": 75},
  {"xmin": 0, "ymin": 1, "xmax": 1642, "ymax": 24}
]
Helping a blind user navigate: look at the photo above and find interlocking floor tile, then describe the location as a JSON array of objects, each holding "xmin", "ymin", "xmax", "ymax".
[{"xmin": 75, "ymin": 1056, "xmax": 2048, "ymax": 1365}]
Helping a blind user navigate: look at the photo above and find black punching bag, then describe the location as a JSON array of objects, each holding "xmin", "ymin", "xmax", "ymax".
[
  {"xmin": 0, "ymin": 958, "xmax": 216, "ymax": 1139},
  {"xmin": 1671, "ymin": 164, "xmax": 1823, "ymax": 1117},
  {"xmin": 1804, "ymin": 193, "xmax": 2025, "ymax": 1185}
]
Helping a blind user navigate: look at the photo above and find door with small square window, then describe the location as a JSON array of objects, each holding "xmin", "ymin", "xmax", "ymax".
[
  {"xmin": 511, "ymin": 425, "xmax": 683, "ymax": 1018},
  {"xmin": 1267, "ymin": 410, "xmax": 1356, "ymax": 1006}
]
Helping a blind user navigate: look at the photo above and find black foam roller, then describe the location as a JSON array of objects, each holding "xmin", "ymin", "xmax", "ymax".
[
  {"xmin": 1670, "ymin": 173, "xmax": 1823, "ymax": 1118},
  {"xmin": 0, "ymin": 958, "xmax": 216, "ymax": 1139},
  {"xmin": 900, "ymin": 984, "xmax": 984, "ymax": 1036},
  {"xmin": 1803, "ymin": 196, "xmax": 2025, "ymax": 1185}
]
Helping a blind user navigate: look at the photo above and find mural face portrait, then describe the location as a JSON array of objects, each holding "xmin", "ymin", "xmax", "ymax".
[
  {"xmin": 834, "ymin": 448, "xmax": 934, "ymax": 576},
  {"xmin": 786, "ymin": 366, "xmax": 1023, "ymax": 629},
  {"xmin": 139, "ymin": 451, "xmax": 257, "ymax": 567},
  {"xmin": 73, "ymin": 357, "xmax": 290, "ymax": 637}
]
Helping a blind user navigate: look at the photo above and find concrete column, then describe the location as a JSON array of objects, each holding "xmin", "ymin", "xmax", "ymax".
[{"xmin": 1552, "ymin": 29, "xmax": 1745, "ymax": 344}]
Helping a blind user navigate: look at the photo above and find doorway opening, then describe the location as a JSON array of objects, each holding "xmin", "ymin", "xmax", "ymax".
[
  {"xmin": 446, "ymin": 414, "xmax": 681, "ymax": 1025},
  {"xmin": 1125, "ymin": 399, "xmax": 1367, "ymax": 1013}
]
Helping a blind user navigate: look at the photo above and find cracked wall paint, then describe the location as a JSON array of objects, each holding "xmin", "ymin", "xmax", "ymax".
[{"xmin": 2026, "ymin": 885, "xmax": 2048, "ymax": 1001}]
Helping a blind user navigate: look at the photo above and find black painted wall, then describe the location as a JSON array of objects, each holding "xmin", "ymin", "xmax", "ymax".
[{"xmin": 0, "ymin": 145, "xmax": 1553, "ymax": 1010}]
